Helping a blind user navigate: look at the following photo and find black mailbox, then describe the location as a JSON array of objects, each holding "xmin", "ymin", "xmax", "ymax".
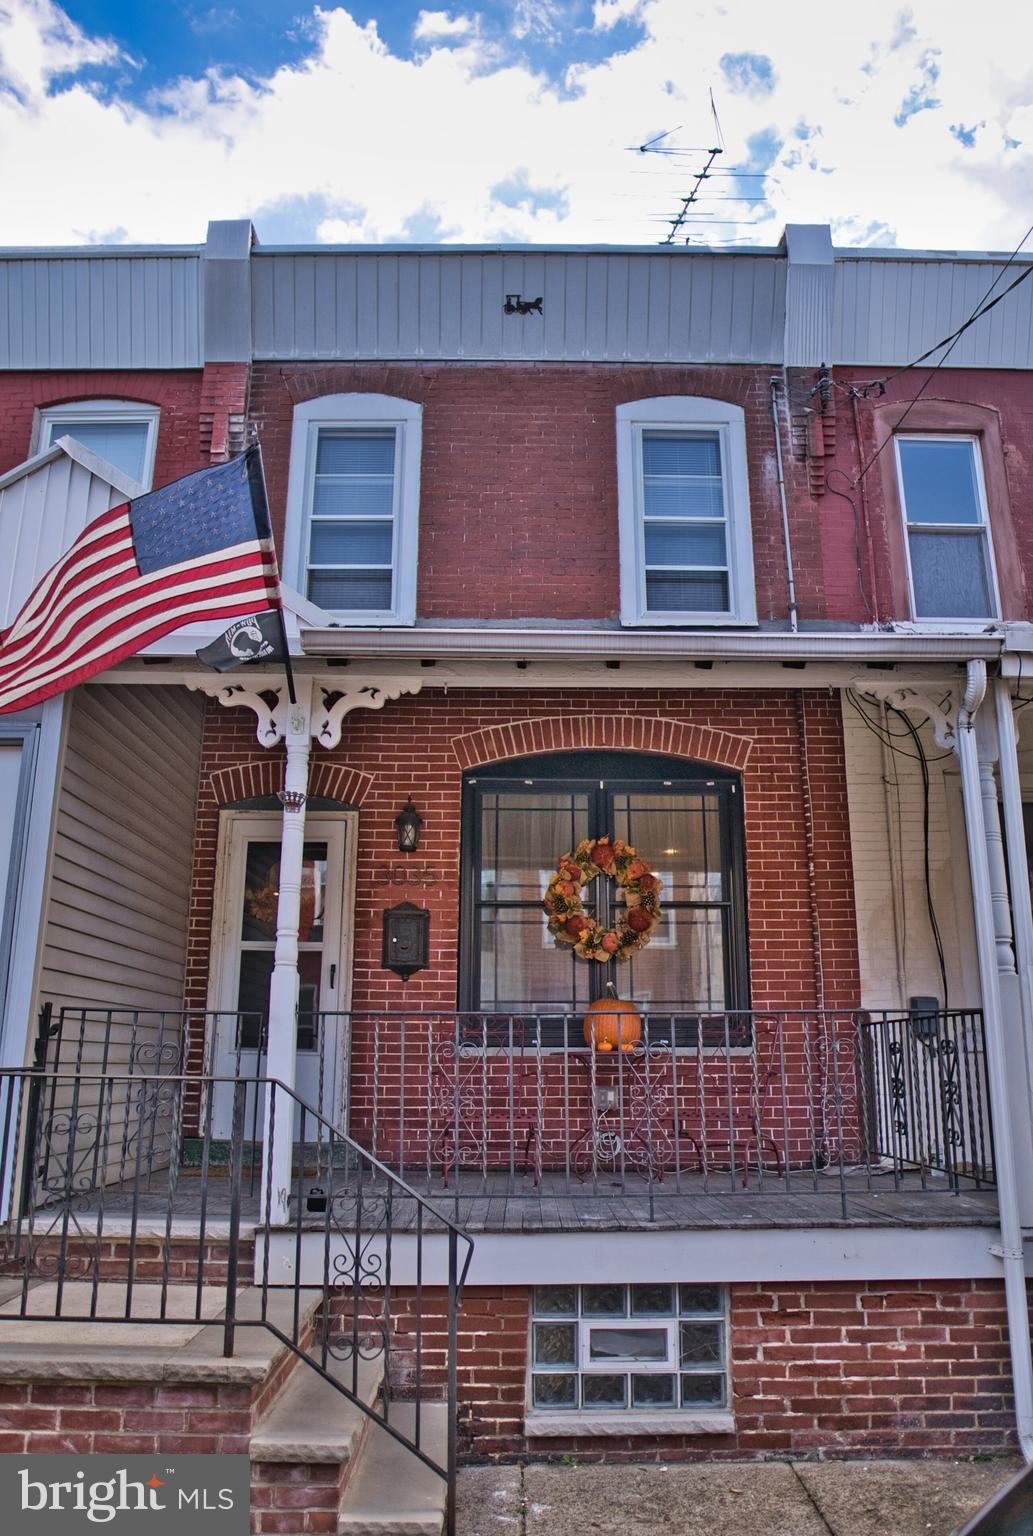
[{"xmin": 382, "ymin": 901, "xmax": 430, "ymax": 981}]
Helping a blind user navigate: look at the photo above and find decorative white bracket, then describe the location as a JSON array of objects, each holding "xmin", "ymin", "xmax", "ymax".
[
  {"xmin": 189, "ymin": 676, "xmax": 423, "ymax": 746},
  {"xmin": 850, "ymin": 682, "xmax": 961, "ymax": 753}
]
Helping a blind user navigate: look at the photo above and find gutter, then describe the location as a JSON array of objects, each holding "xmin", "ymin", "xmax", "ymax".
[
  {"xmin": 298, "ymin": 626, "xmax": 1003, "ymax": 664},
  {"xmin": 955, "ymin": 659, "xmax": 1033, "ymax": 1462}
]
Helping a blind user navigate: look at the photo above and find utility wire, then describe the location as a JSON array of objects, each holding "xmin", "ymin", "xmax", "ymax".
[{"xmin": 840, "ymin": 219, "xmax": 1033, "ymax": 486}]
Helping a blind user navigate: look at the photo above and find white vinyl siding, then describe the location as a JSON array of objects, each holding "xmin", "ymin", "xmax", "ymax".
[
  {"xmin": 896, "ymin": 435, "xmax": 999, "ymax": 621},
  {"xmin": 617, "ymin": 397, "xmax": 756, "ymax": 627}
]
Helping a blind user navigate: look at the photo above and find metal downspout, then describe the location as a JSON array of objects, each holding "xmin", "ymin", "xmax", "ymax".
[
  {"xmin": 770, "ymin": 377, "xmax": 799, "ymax": 634},
  {"xmin": 956, "ymin": 660, "xmax": 1033, "ymax": 1461}
]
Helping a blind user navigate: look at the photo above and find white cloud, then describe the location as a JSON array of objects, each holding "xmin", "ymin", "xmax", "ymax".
[
  {"xmin": 592, "ymin": 0, "xmax": 646, "ymax": 32},
  {"xmin": 0, "ymin": 0, "xmax": 1030, "ymax": 253},
  {"xmin": 412, "ymin": 10, "xmax": 473, "ymax": 40}
]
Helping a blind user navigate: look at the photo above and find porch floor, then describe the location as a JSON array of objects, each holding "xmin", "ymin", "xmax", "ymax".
[{"xmin": 56, "ymin": 1167, "xmax": 1000, "ymax": 1235}]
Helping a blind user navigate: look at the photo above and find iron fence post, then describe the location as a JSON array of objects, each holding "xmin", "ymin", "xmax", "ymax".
[{"xmin": 223, "ymin": 1078, "xmax": 246, "ymax": 1358}]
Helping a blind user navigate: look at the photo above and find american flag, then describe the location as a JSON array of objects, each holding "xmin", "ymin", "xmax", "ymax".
[{"xmin": 0, "ymin": 446, "xmax": 282, "ymax": 715}]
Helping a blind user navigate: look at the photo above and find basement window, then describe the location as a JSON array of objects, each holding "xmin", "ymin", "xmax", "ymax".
[{"xmin": 530, "ymin": 1282, "xmax": 727, "ymax": 1413}]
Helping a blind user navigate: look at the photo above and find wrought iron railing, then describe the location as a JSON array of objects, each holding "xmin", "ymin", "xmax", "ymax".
[
  {"xmin": 0, "ymin": 1062, "xmax": 474, "ymax": 1536},
  {"xmin": 321, "ymin": 1007, "xmax": 995, "ymax": 1218}
]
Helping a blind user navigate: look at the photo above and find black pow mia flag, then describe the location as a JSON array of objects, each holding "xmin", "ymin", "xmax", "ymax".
[{"xmin": 195, "ymin": 610, "xmax": 287, "ymax": 672}]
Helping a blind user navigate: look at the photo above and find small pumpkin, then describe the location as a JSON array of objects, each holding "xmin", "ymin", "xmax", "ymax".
[{"xmin": 583, "ymin": 986, "xmax": 641, "ymax": 1053}]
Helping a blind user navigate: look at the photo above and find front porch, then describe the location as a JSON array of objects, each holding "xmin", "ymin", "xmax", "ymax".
[{"xmin": 16, "ymin": 1000, "xmax": 997, "ymax": 1235}]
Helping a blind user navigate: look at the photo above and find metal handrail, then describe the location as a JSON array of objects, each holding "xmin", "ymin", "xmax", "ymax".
[{"xmin": 0, "ymin": 1067, "xmax": 474, "ymax": 1536}]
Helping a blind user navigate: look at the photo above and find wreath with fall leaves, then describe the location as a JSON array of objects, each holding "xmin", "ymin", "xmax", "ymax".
[{"xmin": 542, "ymin": 836, "xmax": 663, "ymax": 963}]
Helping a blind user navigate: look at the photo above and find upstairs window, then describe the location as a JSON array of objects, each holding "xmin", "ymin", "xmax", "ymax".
[
  {"xmin": 895, "ymin": 435, "xmax": 999, "ymax": 621},
  {"xmin": 285, "ymin": 394, "xmax": 422, "ymax": 624},
  {"xmin": 38, "ymin": 400, "xmax": 159, "ymax": 489},
  {"xmin": 617, "ymin": 397, "xmax": 756, "ymax": 627}
]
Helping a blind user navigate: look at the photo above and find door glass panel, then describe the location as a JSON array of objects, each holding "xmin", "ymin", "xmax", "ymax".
[{"xmin": 236, "ymin": 840, "xmax": 330, "ymax": 1051}]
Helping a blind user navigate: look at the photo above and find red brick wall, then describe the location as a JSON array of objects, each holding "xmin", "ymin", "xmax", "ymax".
[
  {"xmin": 799, "ymin": 365, "xmax": 1033, "ymax": 624},
  {"xmin": 250, "ymin": 363, "xmax": 821, "ymax": 625},
  {"xmin": 0, "ymin": 362, "xmax": 249, "ymax": 486},
  {"xmin": 390, "ymin": 1279, "xmax": 1016, "ymax": 1461},
  {"xmin": 185, "ymin": 687, "xmax": 859, "ymax": 1027},
  {"xmin": 0, "ymin": 371, "xmax": 209, "ymax": 483},
  {"xmin": 182, "ymin": 687, "xmax": 861, "ymax": 1152}
]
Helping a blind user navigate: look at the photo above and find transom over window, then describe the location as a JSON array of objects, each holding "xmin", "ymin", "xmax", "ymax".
[
  {"xmin": 617, "ymin": 396, "xmax": 756, "ymax": 627},
  {"xmin": 531, "ymin": 1283, "xmax": 727, "ymax": 1412},
  {"xmin": 895, "ymin": 434, "xmax": 999, "ymax": 621},
  {"xmin": 284, "ymin": 393, "xmax": 422, "ymax": 624}
]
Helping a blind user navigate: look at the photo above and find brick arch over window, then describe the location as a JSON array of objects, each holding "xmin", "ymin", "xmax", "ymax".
[
  {"xmin": 208, "ymin": 759, "xmax": 374, "ymax": 807},
  {"xmin": 451, "ymin": 715, "xmax": 753, "ymax": 772}
]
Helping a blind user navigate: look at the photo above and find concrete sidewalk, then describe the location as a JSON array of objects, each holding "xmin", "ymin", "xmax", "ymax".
[{"xmin": 457, "ymin": 1458, "xmax": 1022, "ymax": 1536}]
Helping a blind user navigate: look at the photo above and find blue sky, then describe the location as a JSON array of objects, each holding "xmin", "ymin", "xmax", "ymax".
[{"xmin": 0, "ymin": 0, "xmax": 1028, "ymax": 250}]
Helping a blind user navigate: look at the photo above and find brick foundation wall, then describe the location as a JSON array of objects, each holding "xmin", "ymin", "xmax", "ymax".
[{"xmin": 388, "ymin": 1280, "xmax": 1016, "ymax": 1461}]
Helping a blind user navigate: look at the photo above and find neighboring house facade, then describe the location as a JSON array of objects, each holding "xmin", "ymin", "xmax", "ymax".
[{"xmin": 2, "ymin": 222, "xmax": 1033, "ymax": 1529}]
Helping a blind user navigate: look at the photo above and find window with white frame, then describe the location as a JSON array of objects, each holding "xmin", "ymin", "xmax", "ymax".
[
  {"xmin": 284, "ymin": 394, "xmax": 422, "ymax": 624},
  {"xmin": 616, "ymin": 397, "xmax": 756, "ymax": 627},
  {"xmin": 530, "ymin": 1283, "xmax": 727, "ymax": 1412},
  {"xmin": 38, "ymin": 400, "xmax": 159, "ymax": 489},
  {"xmin": 895, "ymin": 434, "xmax": 999, "ymax": 621}
]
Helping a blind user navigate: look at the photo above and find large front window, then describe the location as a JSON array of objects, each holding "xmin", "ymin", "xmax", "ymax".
[{"xmin": 460, "ymin": 751, "xmax": 748, "ymax": 1020}]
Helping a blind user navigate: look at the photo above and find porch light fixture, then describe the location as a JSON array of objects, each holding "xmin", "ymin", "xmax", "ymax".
[
  {"xmin": 277, "ymin": 788, "xmax": 307, "ymax": 813},
  {"xmin": 395, "ymin": 799, "xmax": 423, "ymax": 853}
]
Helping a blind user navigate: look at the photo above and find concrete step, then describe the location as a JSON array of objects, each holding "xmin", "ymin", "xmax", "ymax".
[
  {"xmin": 0, "ymin": 1282, "xmax": 320, "ymax": 1386},
  {"xmin": 337, "ymin": 1402, "xmax": 449, "ymax": 1536},
  {"xmin": 250, "ymin": 1353, "xmax": 383, "ymax": 1464}
]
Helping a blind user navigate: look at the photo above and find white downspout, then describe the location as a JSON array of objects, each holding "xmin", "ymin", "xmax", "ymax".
[
  {"xmin": 769, "ymin": 377, "xmax": 799, "ymax": 634},
  {"xmin": 262, "ymin": 677, "xmax": 313, "ymax": 1224},
  {"xmin": 993, "ymin": 677, "xmax": 1033, "ymax": 1132},
  {"xmin": 956, "ymin": 660, "xmax": 1033, "ymax": 1461}
]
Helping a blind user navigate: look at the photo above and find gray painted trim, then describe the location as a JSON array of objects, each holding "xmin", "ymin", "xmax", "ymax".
[
  {"xmin": 260, "ymin": 1223, "xmax": 1007, "ymax": 1288},
  {"xmin": 203, "ymin": 219, "xmax": 254, "ymax": 363}
]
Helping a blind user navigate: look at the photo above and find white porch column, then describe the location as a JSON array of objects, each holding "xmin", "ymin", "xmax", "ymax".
[
  {"xmin": 956, "ymin": 664, "xmax": 1033, "ymax": 1458},
  {"xmin": 192, "ymin": 670, "xmax": 423, "ymax": 1225},
  {"xmin": 264, "ymin": 678, "xmax": 313, "ymax": 1223}
]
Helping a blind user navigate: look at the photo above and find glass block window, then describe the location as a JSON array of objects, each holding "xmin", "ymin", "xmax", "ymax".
[
  {"xmin": 530, "ymin": 1283, "xmax": 726, "ymax": 1412},
  {"xmin": 896, "ymin": 435, "xmax": 998, "ymax": 620},
  {"xmin": 617, "ymin": 398, "xmax": 756, "ymax": 627}
]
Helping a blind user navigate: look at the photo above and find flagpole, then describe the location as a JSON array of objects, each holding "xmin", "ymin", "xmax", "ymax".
[{"xmin": 247, "ymin": 439, "xmax": 297, "ymax": 706}]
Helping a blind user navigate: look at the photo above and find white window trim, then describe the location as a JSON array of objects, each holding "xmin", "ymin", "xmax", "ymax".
[
  {"xmin": 284, "ymin": 393, "xmax": 422, "ymax": 627},
  {"xmin": 895, "ymin": 432, "xmax": 1001, "ymax": 628},
  {"xmin": 616, "ymin": 396, "xmax": 757, "ymax": 628},
  {"xmin": 35, "ymin": 399, "xmax": 159, "ymax": 491}
]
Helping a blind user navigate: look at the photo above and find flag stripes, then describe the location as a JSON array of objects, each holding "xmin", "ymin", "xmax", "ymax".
[{"xmin": 0, "ymin": 448, "xmax": 282, "ymax": 715}]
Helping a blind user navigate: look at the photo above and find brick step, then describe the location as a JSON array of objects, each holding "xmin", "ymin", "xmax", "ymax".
[
  {"xmin": 337, "ymin": 1402, "xmax": 448, "ymax": 1536},
  {"xmin": 250, "ymin": 1355, "xmax": 384, "ymax": 1535}
]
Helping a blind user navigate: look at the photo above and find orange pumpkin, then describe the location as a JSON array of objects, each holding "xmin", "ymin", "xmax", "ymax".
[{"xmin": 583, "ymin": 992, "xmax": 641, "ymax": 1053}]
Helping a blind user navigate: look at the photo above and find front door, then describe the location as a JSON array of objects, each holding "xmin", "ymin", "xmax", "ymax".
[{"xmin": 210, "ymin": 814, "xmax": 352, "ymax": 1136}]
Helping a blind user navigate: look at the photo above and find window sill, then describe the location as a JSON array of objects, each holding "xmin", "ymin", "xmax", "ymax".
[{"xmin": 524, "ymin": 1409, "xmax": 735, "ymax": 1438}]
